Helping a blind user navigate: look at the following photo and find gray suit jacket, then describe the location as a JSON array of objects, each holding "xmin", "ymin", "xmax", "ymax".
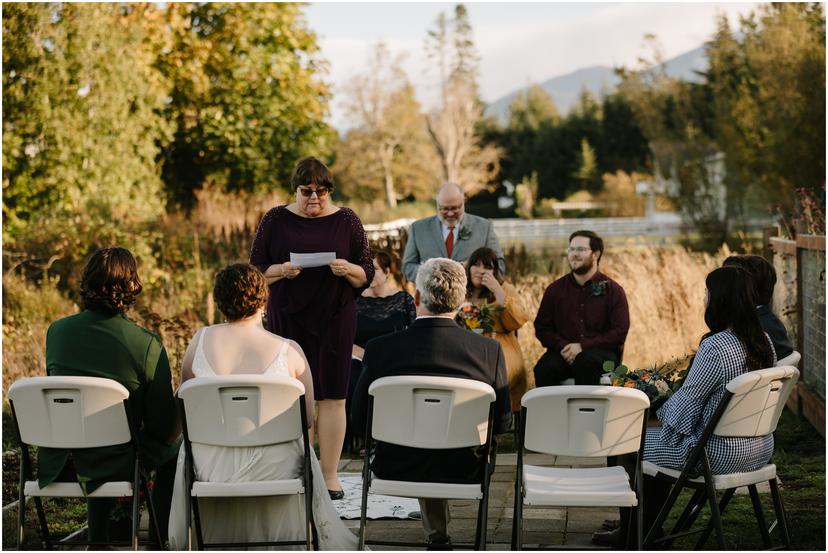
[{"xmin": 402, "ymin": 213, "xmax": 505, "ymax": 282}]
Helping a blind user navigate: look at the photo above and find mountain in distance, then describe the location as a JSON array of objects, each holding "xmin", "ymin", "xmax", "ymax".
[{"xmin": 485, "ymin": 44, "xmax": 708, "ymax": 123}]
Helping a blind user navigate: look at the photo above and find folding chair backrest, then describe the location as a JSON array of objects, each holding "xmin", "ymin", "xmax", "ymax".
[
  {"xmin": 8, "ymin": 376, "xmax": 131, "ymax": 448},
  {"xmin": 715, "ymin": 366, "xmax": 799, "ymax": 437},
  {"xmin": 521, "ymin": 386, "xmax": 649, "ymax": 457},
  {"xmin": 178, "ymin": 375, "xmax": 305, "ymax": 447},
  {"xmin": 775, "ymin": 350, "xmax": 801, "ymax": 368},
  {"xmin": 368, "ymin": 375, "xmax": 496, "ymax": 449}
]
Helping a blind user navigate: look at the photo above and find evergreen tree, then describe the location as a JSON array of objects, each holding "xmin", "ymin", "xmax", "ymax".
[
  {"xmin": 508, "ymin": 85, "xmax": 559, "ymax": 131},
  {"xmin": 573, "ymin": 138, "xmax": 600, "ymax": 191},
  {"xmin": 451, "ymin": 4, "xmax": 480, "ymax": 86}
]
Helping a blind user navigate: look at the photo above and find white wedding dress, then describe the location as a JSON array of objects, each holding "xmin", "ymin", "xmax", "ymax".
[{"xmin": 168, "ymin": 330, "xmax": 359, "ymax": 550}]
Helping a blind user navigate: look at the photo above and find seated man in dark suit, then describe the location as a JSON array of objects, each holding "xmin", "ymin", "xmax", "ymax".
[
  {"xmin": 351, "ymin": 257, "xmax": 511, "ymax": 547},
  {"xmin": 723, "ymin": 254, "xmax": 794, "ymax": 359}
]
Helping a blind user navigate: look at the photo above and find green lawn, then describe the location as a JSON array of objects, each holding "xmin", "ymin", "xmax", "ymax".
[{"xmin": 661, "ymin": 409, "xmax": 826, "ymax": 550}]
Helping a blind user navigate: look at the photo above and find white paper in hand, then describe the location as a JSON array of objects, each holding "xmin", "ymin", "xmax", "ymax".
[{"xmin": 290, "ymin": 252, "xmax": 336, "ymax": 268}]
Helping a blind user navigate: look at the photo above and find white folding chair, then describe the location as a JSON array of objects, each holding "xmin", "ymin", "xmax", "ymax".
[
  {"xmin": 775, "ymin": 350, "xmax": 801, "ymax": 368},
  {"xmin": 8, "ymin": 376, "xmax": 162, "ymax": 550},
  {"xmin": 177, "ymin": 374, "xmax": 314, "ymax": 550},
  {"xmin": 358, "ymin": 375, "xmax": 498, "ymax": 550},
  {"xmin": 511, "ymin": 385, "xmax": 650, "ymax": 550},
  {"xmin": 643, "ymin": 366, "xmax": 799, "ymax": 550}
]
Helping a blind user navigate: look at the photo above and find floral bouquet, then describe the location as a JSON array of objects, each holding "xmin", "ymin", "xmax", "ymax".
[
  {"xmin": 602, "ymin": 360, "xmax": 687, "ymax": 411},
  {"xmin": 455, "ymin": 302, "xmax": 499, "ymax": 334}
]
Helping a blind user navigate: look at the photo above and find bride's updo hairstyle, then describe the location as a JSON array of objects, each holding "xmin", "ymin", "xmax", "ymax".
[{"xmin": 214, "ymin": 263, "xmax": 268, "ymax": 322}]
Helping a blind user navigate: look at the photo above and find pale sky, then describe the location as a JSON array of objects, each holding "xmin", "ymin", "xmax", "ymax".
[{"xmin": 304, "ymin": 2, "xmax": 759, "ymax": 129}]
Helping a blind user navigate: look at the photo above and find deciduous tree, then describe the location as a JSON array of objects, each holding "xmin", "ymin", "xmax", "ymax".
[
  {"xmin": 424, "ymin": 4, "xmax": 501, "ymax": 195},
  {"xmin": 334, "ymin": 42, "xmax": 436, "ymax": 208}
]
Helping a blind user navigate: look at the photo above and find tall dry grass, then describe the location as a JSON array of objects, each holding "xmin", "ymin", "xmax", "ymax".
[
  {"xmin": 3, "ymin": 242, "xmax": 726, "ymax": 395},
  {"xmin": 512, "ymin": 245, "xmax": 727, "ymax": 384}
]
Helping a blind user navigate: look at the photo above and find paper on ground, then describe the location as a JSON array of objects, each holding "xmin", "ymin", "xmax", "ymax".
[{"xmin": 290, "ymin": 252, "xmax": 336, "ymax": 268}]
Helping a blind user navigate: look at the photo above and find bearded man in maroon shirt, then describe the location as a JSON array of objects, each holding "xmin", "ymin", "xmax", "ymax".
[{"xmin": 533, "ymin": 230, "xmax": 630, "ymax": 386}]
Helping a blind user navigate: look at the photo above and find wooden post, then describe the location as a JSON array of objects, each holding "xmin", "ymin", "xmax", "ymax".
[{"xmin": 762, "ymin": 226, "xmax": 778, "ymax": 261}]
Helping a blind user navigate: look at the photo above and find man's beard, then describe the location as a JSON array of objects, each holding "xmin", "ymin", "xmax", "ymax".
[{"xmin": 570, "ymin": 257, "xmax": 594, "ymax": 275}]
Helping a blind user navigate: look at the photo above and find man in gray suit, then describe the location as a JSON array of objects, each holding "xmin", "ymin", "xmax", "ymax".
[{"xmin": 402, "ymin": 182, "xmax": 505, "ymax": 282}]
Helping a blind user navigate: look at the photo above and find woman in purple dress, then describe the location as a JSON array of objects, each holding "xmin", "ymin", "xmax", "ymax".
[{"xmin": 250, "ymin": 157, "xmax": 374, "ymax": 499}]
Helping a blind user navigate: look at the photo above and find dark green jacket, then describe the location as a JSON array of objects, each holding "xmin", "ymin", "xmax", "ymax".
[{"xmin": 37, "ymin": 310, "xmax": 180, "ymax": 494}]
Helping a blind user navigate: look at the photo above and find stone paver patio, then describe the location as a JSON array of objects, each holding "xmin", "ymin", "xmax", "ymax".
[{"xmin": 338, "ymin": 453, "xmax": 616, "ymax": 549}]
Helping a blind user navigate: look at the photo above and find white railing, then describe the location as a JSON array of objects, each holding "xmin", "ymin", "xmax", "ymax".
[{"xmin": 364, "ymin": 214, "xmax": 774, "ymax": 246}]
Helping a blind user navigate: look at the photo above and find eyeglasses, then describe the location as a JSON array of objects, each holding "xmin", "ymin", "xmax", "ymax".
[
  {"xmin": 438, "ymin": 204, "xmax": 463, "ymax": 213},
  {"xmin": 567, "ymin": 246, "xmax": 592, "ymax": 254},
  {"xmin": 298, "ymin": 186, "xmax": 331, "ymax": 198}
]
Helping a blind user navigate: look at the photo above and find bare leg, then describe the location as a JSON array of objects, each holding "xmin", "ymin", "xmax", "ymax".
[{"xmin": 317, "ymin": 399, "xmax": 346, "ymax": 491}]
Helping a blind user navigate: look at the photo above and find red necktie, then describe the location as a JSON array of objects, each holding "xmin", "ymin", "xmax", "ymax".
[{"xmin": 445, "ymin": 226, "xmax": 455, "ymax": 258}]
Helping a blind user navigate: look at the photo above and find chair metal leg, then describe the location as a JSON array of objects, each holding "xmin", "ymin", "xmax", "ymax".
[
  {"xmin": 644, "ymin": 477, "xmax": 685, "ymax": 547},
  {"xmin": 17, "ymin": 465, "xmax": 26, "ymax": 549},
  {"xmin": 769, "ymin": 478, "xmax": 791, "ymax": 549},
  {"xmin": 748, "ymin": 484, "xmax": 772, "ymax": 549},
  {"xmin": 694, "ymin": 487, "xmax": 735, "ymax": 549},
  {"xmin": 358, "ymin": 472, "xmax": 370, "ymax": 550},
  {"xmin": 700, "ymin": 456, "xmax": 726, "ymax": 550},
  {"xmin": 304, "ymin": 488, "xmax": 313, "ymax": 551},
  {"xmin": 132, "ymin": 464, "xmax": 141, "ymax": 551},
  {"xmin": 185, "ymin": 487, "xmax": 193, "ymax": 551},
  {"xmin": 33, "ymin": 497, "xmax": 52, "ymax": 550},
  {"xmin": 474, "ymin": 498, "xmax": 484, "ymax": 550},
  {"xmin": 143, "ymin": 478, "xmax": 163, "ymax": 549},
  {"xmin": 192, "ymin": 496, "xmax": 205, "ymax": 550},
  {"xmin": 670, "ymin": 487, "xmax": 705, "ymax": 536},
  {"xmin": 636, "ymin": 503, "xmax": 644, "ymax": 550},
  {"xmin": 477, "ymin": 467, "xmax": 492, "ymax": 550},
  {"xmin": 511, "ymin": 475, "xmax": 524, "ymax": 550}
]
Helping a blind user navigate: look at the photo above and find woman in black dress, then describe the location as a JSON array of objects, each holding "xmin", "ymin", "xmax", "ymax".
[
  {"xmin": 347, "ymin": 251, "xmax": 415, "ymax": 449},
  {"xmin": 250, "ymin": 157, "xmax": 374, "ymax": 498}
]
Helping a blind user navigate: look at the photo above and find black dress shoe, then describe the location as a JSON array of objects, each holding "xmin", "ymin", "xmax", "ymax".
[
  {"xmin": 601, "ymin": 518, "xmax": 621, "ymax": 531},
  {"xmin": 426, "ymin": 536, "xmax": 452, "ymax": 551},
  {"xmin": 592, "ymin": 527, "xmax": 623, "ymax": 547},
  {"xmin": 328, "ymin": 489, "xmax": 345, "ymax": 500}
]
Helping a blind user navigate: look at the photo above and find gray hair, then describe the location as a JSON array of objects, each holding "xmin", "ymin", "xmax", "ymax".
[{"xmin": 415, "ymin": 258, "xmax": 467, "ymax": 314}]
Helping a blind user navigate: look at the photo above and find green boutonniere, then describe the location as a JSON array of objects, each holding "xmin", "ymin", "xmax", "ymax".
[
  {"xmin": 457, "ymin": 226, "xmax": 472, "ymax": 241},
  {"xmin": 590, "ymin": 280, "xmax": 609, "ymax": 297}
]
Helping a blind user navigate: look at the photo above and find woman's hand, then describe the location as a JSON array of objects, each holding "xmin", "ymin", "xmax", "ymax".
[
  {"xmin": 352, "ymin": 344, "xmax": 365, "ymax": 360},
  {"xmin": 329, "ymin": 258, "xmax": 351, "ymax": 277},
  {"xmin": 280, "ymin": 262, "xmax": 302, "ymax": 279},
  {"xmin": 264, "ymin": 262, "xmax": 301, "ymax": 284},
  {"xmin": 480, "ymin": 272, "xmax": 506, "ymax": 305},
  {"xmin": 329, "ymin": 258, "xmax": 368, "ymax": 288}
]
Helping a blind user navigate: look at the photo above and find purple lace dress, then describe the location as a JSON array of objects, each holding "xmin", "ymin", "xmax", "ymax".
[{"xmin": 250, "ymin": 206, "xmax": 374, "ymax": 400}]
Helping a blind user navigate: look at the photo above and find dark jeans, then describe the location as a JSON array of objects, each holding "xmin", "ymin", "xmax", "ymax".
[
  {"xmin": 613, "ymin": 453, "xmax": 671, "ymax": 545},
  {"xmin": 57, "ymin": 453, "xmax": 177, "ymax": 543},
  {"xmin": 533, "ymin": 348, "xmax": 619, "ymax": 386}
]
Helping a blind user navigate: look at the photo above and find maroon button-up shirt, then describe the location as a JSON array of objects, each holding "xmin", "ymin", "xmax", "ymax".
[{"xmin": 534, "ymin": 270, "xmax": 630, "ymax": 358}]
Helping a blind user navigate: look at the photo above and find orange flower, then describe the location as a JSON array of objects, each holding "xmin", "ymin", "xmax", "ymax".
[{"xmin": 623, "ymin": 381, "xmax": 636, "ymax": 388}]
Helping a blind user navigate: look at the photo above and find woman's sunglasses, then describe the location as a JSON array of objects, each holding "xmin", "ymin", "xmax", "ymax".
[{"xmin": 298, "ymin": 186, "xmax": 332, "ymax": 198}]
